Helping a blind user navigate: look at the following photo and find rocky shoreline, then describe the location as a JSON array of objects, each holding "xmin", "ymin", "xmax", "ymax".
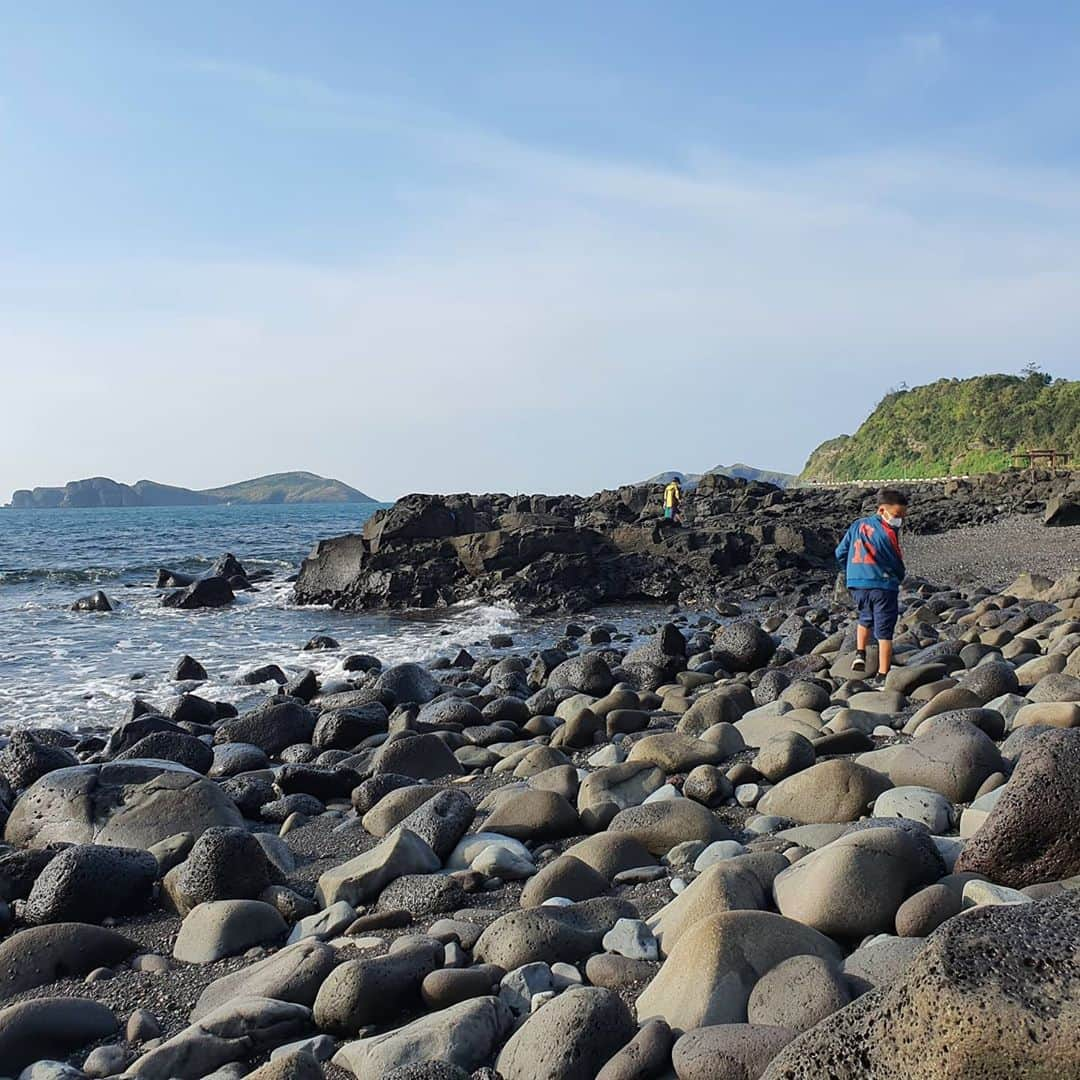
[
  {"xmin": 2, "ymin": 548, "xmax": 1080, "ymax": 1078},
  {"xmin": 292, "ymin": 470, "xmax": 1078, "ymax": 614}
]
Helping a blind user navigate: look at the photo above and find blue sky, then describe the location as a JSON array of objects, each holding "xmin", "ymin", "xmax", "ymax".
[{"xmin": 2, "ymin": 3, "xmax": 1079, "ymax": 500}]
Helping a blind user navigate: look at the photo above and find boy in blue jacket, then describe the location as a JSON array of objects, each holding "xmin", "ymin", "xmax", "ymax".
[{"xmin": 835, "ymin": 488, "xmax": 909, "ymax": 681}]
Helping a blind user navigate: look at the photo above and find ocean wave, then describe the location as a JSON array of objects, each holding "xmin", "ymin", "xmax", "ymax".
[{"xmin": 0, "ymin": 556, "xmax": 296, "ymax": 587}]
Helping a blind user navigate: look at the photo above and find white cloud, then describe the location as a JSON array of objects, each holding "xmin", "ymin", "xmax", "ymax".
[{"xmin": 2, "ymin": 63, "xmax": 1079, "ymax": 501}]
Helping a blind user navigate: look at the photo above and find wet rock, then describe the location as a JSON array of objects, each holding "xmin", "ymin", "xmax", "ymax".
[
  {"xmin": 375, "ymin": 663, "xmax": 444, "ymax": 705},
  {"xmin": 71, "ymin": 590, "xmax": 113, "ymax": 612},
  {"xmin": 162, "ymin": 575, "xmax": 235, "ymax": 610},
  {"xmin": 548, "ymin": 654, "xmax": 616, "ymax": 697}
]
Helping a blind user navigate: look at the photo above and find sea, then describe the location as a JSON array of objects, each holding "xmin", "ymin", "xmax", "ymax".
[{"xmin": 0, "ymin": 502, "xmax": 681, "ymax": 734}]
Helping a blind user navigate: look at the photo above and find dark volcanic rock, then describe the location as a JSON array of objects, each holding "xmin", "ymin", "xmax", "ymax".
[
  {"xmin": 173, "ymin": 654, "xmax": 208, "ymax": 681},
  {"xmin": 292, "ymin": 484, "xmax": 842, "ymax": 614},
  {"xmin": 762, "ymin": 891, "xmax": 1080, "ymax": 1079},
  {"xmin": 214, "ymin": 699, "xmax": 317, "ymax": 755},
  {"xmin": 25, "ymin": 844, "xmax": 157, "ymax": 924},
  {"xmin": 166, "ymin": 827, "xmax": 272, "ymax": 912},
  {"xmin": 162, "ymin": 575, "xmax": 235, "ymax": 609},
  {"xmin": 956, "ymin": 727, "xmax": 1080, "ymax": 887},
  {"xmin": 0, "ymin": 732, "xmax": 79, "ymax": 790},
  {"xmin": 116, "ymin": 730, "xmax": 214, "ymax": 773},
  {"xmin": 71, "ymin": 589, "xmax": 113, "ymax": 612}
]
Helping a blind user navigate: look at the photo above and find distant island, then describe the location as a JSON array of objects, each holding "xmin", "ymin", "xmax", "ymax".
[
  {"xmin": 643, "ymin": 462, "xmax": 797, "ymax": 490},
  {"xmin": 7, "ymin": 471, "xmax": 377, "ymax": 508}
]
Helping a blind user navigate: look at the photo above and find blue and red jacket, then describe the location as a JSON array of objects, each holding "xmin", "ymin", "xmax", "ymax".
[{"xmin": 835, "ymin": 515, "xmax": 906, "ymax": 592}]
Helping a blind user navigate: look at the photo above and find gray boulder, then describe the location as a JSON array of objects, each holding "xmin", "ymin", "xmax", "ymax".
[
  {"xmin": 25, "ymin": 844, "xmax": 156, "ymax": 924},
  {"xmin": 956, "ymin": 727, "xmax": 1080, "ymax": 887},
  {"xmin": 548, "ymin": 654, "xmax": 616, "ymax": 696},
  {"xmin": 496, "ymin": 987, "xmax": 637, "ymax": 1080},
  {"xmin": 173, "ymin": 900, "xmax": 287, "ymax": 963},
  {"xmin": 635, "ymin": 909, "xmax": 842, "ymax": 1031},
  {"xmin": 0, "ymin": 997, "xmax": 117, "ymax": 1073},
  {"xmin": 672, "ymin": 1024, "xmax": 797, "ymax": 1080},
  {"xmin": 314, "ymin": 938, "xmax": 443, "ymax": 1034},
  {"xmin": 4, "ymin": 761, "xmax": 243, "ymax": 849},
  {"xmin": 857, "ymin": 715, "xmax": 1004, "ymax": 802},
  {"xmin": 757, "ymin": 759, "xmax": 892, "ymax": 824},
  {"xmin": 214, "ymin": 700, "xmax": 316, "ymax": 756},
  {"xmin": 127, "ymin": 997, "xmax": 311, "ymax": 1079},
  {"xmin": 192, "ymin": 940, "xmax": 338, "ymax": 1021},
  {"xmin": 773, "ymin": 826, "xmax": 943, "ymax": 939},
  {"xmin": 375, "ymin": 663, "xmax": 443, "ymax": 705},
  {"xmin": 164, "ymin": 827, "xmax": 272, "ymax": 915},
  {"xmin": 0, "ymin": 923, "xmax": 138, "ymax": 996},
  {"xmin": 333, "ymin": 995, "xmax": 512, "ymax": 1076}
]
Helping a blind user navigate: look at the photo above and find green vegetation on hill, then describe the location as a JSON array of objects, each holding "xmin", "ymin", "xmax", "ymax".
[{"xmin": 799, "ymin": 371, "xmax": 1080, "ymax": 482}]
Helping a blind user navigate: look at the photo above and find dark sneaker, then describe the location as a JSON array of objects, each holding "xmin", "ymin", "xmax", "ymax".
[
  {"xmin": 851, "ymin": 655, "xmax": 866, "ymax": 674},
  {"xmin": 866, "ymin": 673, "xmax": 887, "ymax": 689}
]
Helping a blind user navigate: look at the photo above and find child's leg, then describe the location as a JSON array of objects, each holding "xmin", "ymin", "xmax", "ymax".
[
  {"xmin": 856, "ymin": 623, "xmax": 872, "ymax": 651},
  {"xmin": 872, "ymin": 590, "xmax": 900, "ymax": 675},
  {"xmin": 877, "ymin": 639, "xmax": 893, "ymax": 675}
]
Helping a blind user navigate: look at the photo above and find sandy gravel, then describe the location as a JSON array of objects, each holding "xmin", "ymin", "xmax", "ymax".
[{"xmin": 903, "ymin": 515, "xmax": 1079, "ymax": 590}]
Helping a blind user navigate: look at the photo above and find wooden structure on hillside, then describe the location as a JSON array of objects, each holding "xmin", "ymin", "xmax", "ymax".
[{"xmin": 1010, "ymin": 448, "xmax": 1073, "ymax": 470}]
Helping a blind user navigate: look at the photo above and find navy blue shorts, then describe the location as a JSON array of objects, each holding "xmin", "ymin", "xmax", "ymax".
[{"xmin": 851, "ymin": 588, "xmax": 899, "ymax": 641}]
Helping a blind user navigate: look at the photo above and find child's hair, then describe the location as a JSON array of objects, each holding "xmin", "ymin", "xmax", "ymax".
[{"xmin": 877, "ymin": 487, "xmax": 909, "ymax": 507}]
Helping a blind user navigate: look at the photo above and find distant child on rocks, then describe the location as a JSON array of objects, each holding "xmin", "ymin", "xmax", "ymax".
[
  {"xmin": 663, "ymin": 477, "xmax": 683, "ymax": 524},
  {"xmin": 835, "ymin": 488, "xmax": 909, "ymax": 682}
]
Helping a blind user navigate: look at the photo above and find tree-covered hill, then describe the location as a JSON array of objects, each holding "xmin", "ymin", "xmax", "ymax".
[{"xmin": 799, "ymin": 372, "xmax": 1079, "ymax": 482}]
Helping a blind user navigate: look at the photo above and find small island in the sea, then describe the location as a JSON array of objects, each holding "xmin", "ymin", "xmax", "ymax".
[{"xmin": 7, "ymin": 470, "xmax": 376, "ymax": 508}]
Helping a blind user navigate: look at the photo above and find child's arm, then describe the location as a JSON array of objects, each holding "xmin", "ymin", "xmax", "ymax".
[
  {"xmin": 877, "ymin": 530, "xmax": 906, "ymax": 583},
  {"xmin": 835, "ymin": 524, "xmax": 853, "ymax": 565}
]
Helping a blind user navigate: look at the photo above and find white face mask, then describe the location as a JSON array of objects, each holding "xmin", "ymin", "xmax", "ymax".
[{"xmin": 882, "ymin": 512, "xmax": 904, "ymax": 528}]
